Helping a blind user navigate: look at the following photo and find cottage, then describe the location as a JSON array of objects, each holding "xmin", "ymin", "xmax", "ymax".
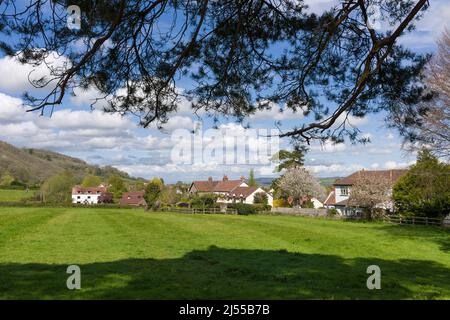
[
  {"xmin": 72, "ymin": 186, "xmax": 113, "ymax": 205},
  {"xmin": 120, "ymin": 191, "xmax": 147, "ymax": 207},
  {"xmin": 324, "ymin": 169, "xmax": 408, "ymax": 215},
  {"xmin": 189, "ymin": 175, "xmax": 273, "ymax": 206}
]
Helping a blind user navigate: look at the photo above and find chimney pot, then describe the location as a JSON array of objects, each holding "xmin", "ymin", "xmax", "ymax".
[{"xmin": 223, "ymin": 175, "xmax": 228, "ymax": 181}]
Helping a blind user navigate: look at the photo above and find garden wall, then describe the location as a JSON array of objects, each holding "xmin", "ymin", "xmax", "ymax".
[{"xmin": 271, "ymin": 207, "xmax": 329, "ymax": 217}]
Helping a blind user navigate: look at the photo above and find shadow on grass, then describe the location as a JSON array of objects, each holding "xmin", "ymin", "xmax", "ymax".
[{"xmin": 1, "ymin": 246, "xmax": 449, "ymax": 299}]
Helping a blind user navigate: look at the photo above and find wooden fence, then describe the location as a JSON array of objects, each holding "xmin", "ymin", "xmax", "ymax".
[
  {"xmin": 161, "ymin": 207, "xmax": 238, "ymax": 215},
  {"xmin": 383, "ymin": 215, "xmax": 444, "ymax": 226}
]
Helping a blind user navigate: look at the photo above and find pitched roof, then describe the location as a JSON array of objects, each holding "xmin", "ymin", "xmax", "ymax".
[
  {"xmin": 213, "ymin": 180, "xmax": 244, "ymax": 192},
  {"xmin": 324, "ymin": 189, "xmax": 336, "ymax": 206},
  {"xmin": 72, "ymin": 185, "xmax": 107, "ymax": 194},
  {"xmin": 229, "ymin": 186, "xmax": 258, "ymax": 198},
  {"xmin": 334, "ymin": 169, "xmax": 408, "ymax": 186},
  {"xmin": 120, "ymin": 191, "xmax": 147, "ymax": 206},
  {"xmin": 191, "ymin": 180, "xmax": 218, "ymax": 192},
  {"xmin": 191, "ymin": 176, "xmax": 246, "ymax": 193}
]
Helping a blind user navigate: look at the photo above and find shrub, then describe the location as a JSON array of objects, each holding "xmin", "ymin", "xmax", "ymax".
[
  {"xmin": 190, "ymin": 194, "xmax": 218, "ymax": 208},
  {"xmin": 273, "ymin": 198, "xmax": 288, "ymax": 208},
  {"xmin": 229, "ymin": 203, "xmax": 258, "ymax": 215},
  {"xmin": 301, "ymin": 200, "xmax": 314, "ymax": 208},
  {"xmin": 253, "ymin": 192, "xmax": 268, "ymax": 205},
  {"xmin": 327, "ymin": 208, "xmax": 339, "ymax": 216}
]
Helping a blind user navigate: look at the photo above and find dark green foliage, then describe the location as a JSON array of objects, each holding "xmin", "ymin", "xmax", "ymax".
[
  {"xmin": 301, "ymin": 200, "xmax": 314, "ymax": 209},
  {"xmin": 271, "ymin": 146, "xmax": 307, "ymax": 172},
  {"xmin": 0, "ymin": 1, "xmax": 431, "ymax": 143},
  {"xmin": 248, "ymin": 169, "xmax": 257, "ymax": 187},
  {"xmin": 253, "ymin": 192, "xmax": 268, "ymax": 205},
  {"xmin": 393, "ymin": 149, "xmax": 450, "ymax": 218},
  {"xmin": 229, "ymin": 203, "xmax": 258, "ymax": 215},
  {"xmin": 189, "ymin": 194, "xmax": 218, "ymax": 209}
]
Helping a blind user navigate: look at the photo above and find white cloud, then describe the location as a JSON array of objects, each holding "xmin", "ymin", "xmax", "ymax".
[
  {"xmin": 250, "ymin": 102, "xmax": 305, "ymax": 121},
  {"xmin": 310, "ymin": 139, "xmax": 347, "ymax": 153},
  {"xmin": 0, "ymin": 52, "xmax": 70, "ymax": 94}
]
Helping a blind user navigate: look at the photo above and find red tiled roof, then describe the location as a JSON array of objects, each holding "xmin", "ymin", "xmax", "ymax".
[
  {"xmin": 191, "ymin": 180, "xmax": 218, "ymax": 192},
  {"xmin": 72, "ymin": 185, "xmax": 107, "ymax": 194},
  {"xmin": 334, "ymin": 169, "xmax": 408, "ymax": 186},
  {"xmin": 191, "ymin": 176, "xmax": 246, "ymax": 193},
  {"xmin": 229, "ymin": 186, "xmax": 258, "ymax": 198},
  {"xmin": 213, "ymin": 180, "xmax": 244, "ymax": 192},
  {"xmin": 120, "ymin": 191, "xmax": 147, "ymax": 206}
]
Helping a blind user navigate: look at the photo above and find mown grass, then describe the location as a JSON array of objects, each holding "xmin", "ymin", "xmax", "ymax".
[
  {"xmin": 0, "ymin": 207, "xmax": 449, "ymax": 299},
  {"xmin": 0, "ymin": 189, "xmax": 35, "ymax": 202}
]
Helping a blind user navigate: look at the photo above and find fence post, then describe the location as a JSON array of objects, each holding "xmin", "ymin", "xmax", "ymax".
[
  {"xmin": 426, "ymin": 217, "xmax": 428, "ymax": 225},
  {"xmin": 412, "ymin": 217, "xmax": 415, "ymax": 225}
]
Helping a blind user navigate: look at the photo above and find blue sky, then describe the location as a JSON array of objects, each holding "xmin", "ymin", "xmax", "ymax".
[{"xmin": 0, "ymin": 0, "xmax": 448, "ymax": 183}]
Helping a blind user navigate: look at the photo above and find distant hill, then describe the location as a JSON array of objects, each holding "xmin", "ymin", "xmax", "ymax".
[
  {"xmin": 0, "ymin": 140, "xmax": 134, "ymax": 185},
  {"xmin": 319, "ymin": 177, "xmax": 341, "ymax": 187}
]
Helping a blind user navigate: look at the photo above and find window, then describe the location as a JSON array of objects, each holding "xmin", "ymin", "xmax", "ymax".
[
  {"xmin": 77, "ymin": 196, "xmax": 81, "ymax": 199},
  {"xmin": 340, "ymin": 187, "xmax": 349, "ymax": 196}
]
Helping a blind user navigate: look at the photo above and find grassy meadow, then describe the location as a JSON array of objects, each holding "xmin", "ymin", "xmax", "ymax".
[
  {"xmin": 0, "ymin": 189, "xmax": 35, "ymax": 202},
  {"xmin": 0, "ymin": 207, "xmax": 449, "ymax": 299}
]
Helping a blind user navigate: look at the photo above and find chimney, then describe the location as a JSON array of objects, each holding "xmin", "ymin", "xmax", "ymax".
[
  {"xmin": 208, "ymin": 176, "xmax": 213, "ymax": 182},
  {"xmin": 390, "ymin": 170, "xmax": 393, "ymax": 181},
  {"xmin": 240, "ymin": 175, "xmax": 245, "ymax": 181},
  {"xmin": 223, "ymin": 175, "xmax": 228, "ymax": 181}
]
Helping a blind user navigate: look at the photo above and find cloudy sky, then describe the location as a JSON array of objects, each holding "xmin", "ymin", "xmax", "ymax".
[{"xmin": 0, "ymin": 0, "xmax": 448, "ymax": 182}]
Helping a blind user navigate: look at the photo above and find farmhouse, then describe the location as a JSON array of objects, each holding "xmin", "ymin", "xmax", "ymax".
[
  {"xmin": 72, "ymin": 186, "xmax": 113, "ymax": 205},
  {"xmin": 120, "ymin": 191, "xmax": 147, "ymax": 207},
  {"xmin": 324, "ymin": 169, "xmax": 408, "ymax": 215},
  {"xmin": 189, "ymin": 175, "xmax": 273, "ymax": 206}
]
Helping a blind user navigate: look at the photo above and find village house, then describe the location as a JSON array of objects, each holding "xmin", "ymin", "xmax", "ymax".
[
  {"xmin": 324, "ymin": 169, "xmax": 408, "ymax": 216},
  {"xmin": 189, "ymin": 175, "xmax": 273, "ymax": 206},
  {"xmin": 72, "ymin": 186, "xmax": 113, "ymax": 205},
  {"xmin": 120, "ymin": 191, "xmax": 147, "ymax": 207}
]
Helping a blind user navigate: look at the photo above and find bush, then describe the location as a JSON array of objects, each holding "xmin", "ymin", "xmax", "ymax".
[
  {"xmin": 253, "ymin": 192, "xmax": 268, "ymax": 205},
  {"xmin": 229, "ymin": 203, "xmax": 258, "ymax": 215},
  {"xmin": 273, "ymin": 198, "xmax": 288, "ymax": 208},
  {"xmin": 190, "ymin": 194, "xmax": 218, "ymax": 208},
  {"xmin": 327, "ymin": 208, "xmax": 339, "ymax": 216},
  {"xmin": 301, "ymin": 200, "xmax": 314, "ymax": 208}
]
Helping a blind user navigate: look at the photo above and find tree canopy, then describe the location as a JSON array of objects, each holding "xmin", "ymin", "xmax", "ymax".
[
  {"xmin": 0, "ymin": 0, "xmax": 431, "ymax": 144},
  {"xmin": 392, "ymin": 149, "xmax": 450, "ymax": 218}
]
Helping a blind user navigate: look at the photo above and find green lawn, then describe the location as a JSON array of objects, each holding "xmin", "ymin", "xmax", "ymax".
[
  {"xmin": 0, "ymin": 189, "xmax": 35, "ymax": 202},
  {"xmin": 0, "ymin": 207, "xmax": 449, "ymax": 299}
]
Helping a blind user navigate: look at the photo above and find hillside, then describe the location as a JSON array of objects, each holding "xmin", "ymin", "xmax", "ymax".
[{"xmin": 0, "ymin": 140, "xmax": 133, "ymax": 184}]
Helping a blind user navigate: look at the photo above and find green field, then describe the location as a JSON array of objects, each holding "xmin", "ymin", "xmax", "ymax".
[
  {"xmin": 0, "ymin": 189, "xmax": 35, "ymax": 202},
  {"xmin": 0, "ymin": 207, "xmax": 449, "ymax": 299}
]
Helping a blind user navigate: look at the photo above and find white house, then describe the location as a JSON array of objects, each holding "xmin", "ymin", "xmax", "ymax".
[
  {"xmin": 72, "ymin": 186, "xmax": 112, "ymax": 205},
  {"xmin": 219, "ymin": 186, "xmax": 274, "ymax": 207},
  {"xmin": 189, "ymin": 175, "xmax": 273, "ymax": 206},
  {"xmin": 324, "ymin": 169, "xmax": 408, "ymax": 216}
]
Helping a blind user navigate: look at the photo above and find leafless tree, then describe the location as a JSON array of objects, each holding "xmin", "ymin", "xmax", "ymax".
[
  {"xmin": 278, "ymin": 167, "xmax": 325, "ymax": 206},
  {"xmin": 403, "ymin": 29, "xmax": 450, "ymax": 158}
]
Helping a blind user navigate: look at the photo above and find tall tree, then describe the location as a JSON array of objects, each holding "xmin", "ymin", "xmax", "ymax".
[
  {"xmin": 396, "ymin": 29, "xmax": 450, "ymax": 159},
  {"xmin": 248, "ymin": 169, "xmax": 257, "ymax": 187},
  {"xmin": 0, "ymin": 0, "xmax": 431, "ymax": 144},
  {"xmin": 392, "ymin": 149, "xmax": 450, "ymax": 218},
  {"xmin": 271, "ymin": 145, "xmax": 307, "ymax": 172},
  {"xmin": 277, "ymin": 167, "xmax": 325, "ymax": 206},
  {"xmin": 144, "ymin": 177, "xmax": 164, "ymax": 206},
  {"xmin": 40, "ymin": 171, "xmax": 75, "ymax": 204}
]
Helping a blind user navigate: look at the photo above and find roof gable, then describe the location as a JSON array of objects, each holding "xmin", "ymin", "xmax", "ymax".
[{"xmin": 334, "ymin": 169, "xmax": 408, "ymax": 186}]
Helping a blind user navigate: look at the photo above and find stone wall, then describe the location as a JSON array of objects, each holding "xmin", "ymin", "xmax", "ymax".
[{"xmin": 271, "ymin": 207, "xmax": 329, "ymax": 217}]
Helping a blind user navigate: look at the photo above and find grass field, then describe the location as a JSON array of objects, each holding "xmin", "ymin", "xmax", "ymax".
[
  {"xmin": 0, "ymin": 189, "xmax": 35, "ymax": 202},
  {"xmin": 0, "ymin": 207, "xmax": 449, "ymax": 299}
]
